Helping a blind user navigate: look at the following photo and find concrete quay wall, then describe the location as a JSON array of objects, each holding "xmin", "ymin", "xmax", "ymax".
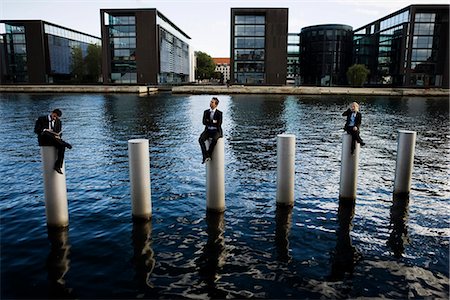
[
  {"xmin": 0, "ymin": 85, "xmax": 158, "ymax": 94},
  {"xmin": 172, "ymin": 85, "xmax": 449, "ymax": 97},
  {"xmin": 0, "ymin": 84, "xmax": 448, "ymax": 97}
]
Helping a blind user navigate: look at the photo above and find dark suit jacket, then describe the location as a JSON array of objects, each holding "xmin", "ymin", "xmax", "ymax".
[
  {"xmin": 343, "ymin": 109, "xmax": 362, "ymax": 130},
  {"xmin": 34, "ymin": 115, "xmax": 62, "ymax": 146},
  {"xmin": 202, "ymin": 109, "xmax": 223, "ymax": 137}
]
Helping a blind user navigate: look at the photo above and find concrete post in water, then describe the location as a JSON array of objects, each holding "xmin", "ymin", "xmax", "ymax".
[
  {"xmin": 128, "ymin": 139, "xmax": 152, "ymax": 220},
  {"xmin": 206, "ymin": 138, "xmax": 225, "ymax": 212},
  {"xmin": 394, "ymin": 130, "xmax": 416, "ymax": 196},
  {"xmin": 41, "ymin": 146, "xmax": 69, "ymax": 227},
  {"xmin": 276, "ymin": 134, "xmax": 296, "ymax": 207},
  {"xmin": 339, "ymin": 134, "xmax": 360, "ymax": 200}
]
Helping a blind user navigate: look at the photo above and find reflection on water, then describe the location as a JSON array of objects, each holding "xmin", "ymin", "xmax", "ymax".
[
  {"xmin": 275, "ymin": 206, "xmax": 293, "ymax": 262},
  {"xmin": 46, "ymin": 227, "xmax": 73, "ymax": 298},
  {"xmin": 131, "ymin": 219, "xmax": 155, "ymax": 291},
  {"xmin": 329, "ymin": 199, "xmax": 361, "ymax": 281},
  {"xmin": 197, "ymin": 212, "xmax": 226, "ymax": 287},
  {"xmin": 387, "ymin": 195, "xmax": 410, "ymax": 258}
]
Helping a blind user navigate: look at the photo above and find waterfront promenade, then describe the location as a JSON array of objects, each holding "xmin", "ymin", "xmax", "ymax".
[{"xmin": 0, "ymin": 84, "xmax": 448, "ymax": 96}]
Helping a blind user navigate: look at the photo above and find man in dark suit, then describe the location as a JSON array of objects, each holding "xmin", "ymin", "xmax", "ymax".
[
  {"xmin": 34, "ymin": 109, "xmax": 72, "ymax": 174},
  {"xmin": 343, "ymin": 102, "xmax": 365, "ymax": 154},
  {"xmin": 199, "ymin": 97, "xmax": 223, "ymax": 164}
]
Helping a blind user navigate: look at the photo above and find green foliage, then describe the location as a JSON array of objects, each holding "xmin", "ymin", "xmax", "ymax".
[
  {"xmin": 70, "ymin": 44, "xmax": 102, "ymax": 83},
  {"xmin": 195, "ymin": 51, "xmax": 216, "ymax": 80},
  {"xmin": 85, "ymin": 44, "xmax": 102, "ymax": 83},
  {"xmin": 347, "ymin": 64, "xmax": 370, "ymax": 87},
  {"xmin": 71, "ymin": 46, "xmax": 84, "ymax": 83}
]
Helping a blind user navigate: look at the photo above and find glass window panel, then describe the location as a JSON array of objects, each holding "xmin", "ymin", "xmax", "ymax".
[
  {"xmin": 411, "ymin": 49, "xmax": 432, "ymax": 61},
  {"xmin": 414, "ymin": 23, "xmax": 434, "ymax": 35},
  {"xmin": 412, "ymin": 36, "xmax": 433, "ymax": 48},
  {"xmin": 415, "ymin": 13, "xmax": 435, "ymax": 22}
]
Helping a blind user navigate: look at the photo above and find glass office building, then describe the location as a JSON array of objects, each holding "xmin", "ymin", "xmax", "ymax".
[
  {"xmin": 101, "ymin": 9, "xmax": 191, "ymax": 85},
  {"xmin": 353, "ymin": 4, "xmax": 449, "ymax": 87},
  {"xmin": 0, "ymin": 20, "xmax": 100, "ymax": 84},
  {"xmin": 287, "ymin": 33, "xmax": 300, "ymax": 85},
  {"xmin": 300, "ymin": 24, "xmax": 353, "ymax": 86},
  {"xmin": 231, "ymin": 8, "xmax": 288, "ymax": 85}
]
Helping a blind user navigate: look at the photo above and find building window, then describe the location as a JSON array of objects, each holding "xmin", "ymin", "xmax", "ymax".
[
  {"xmin": 107, "ymin": 15, "xmax": 137, "ymax": 83},
  {"xmin": 233, "ymin": 14, "xmax": 265, "ymax": 84}
]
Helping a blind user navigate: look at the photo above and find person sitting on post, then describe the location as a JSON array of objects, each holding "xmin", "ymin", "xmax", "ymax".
[
  {"xmin": 199, "ymin": 97, "xmax": 223, "ymax": 164},
  {"xmin": 342, "ymin": 102, "xmax": 365, "ymax": 154},
  {"xmin": 34, "ymin": 109, "xmax": 72, "ymax": 174}
]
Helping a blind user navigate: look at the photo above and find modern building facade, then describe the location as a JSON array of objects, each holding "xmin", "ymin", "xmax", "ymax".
[
  {"xmin": 100, "ymin": 8, "xmax": 191, "ymax": 85},
  {"xmin": 213, "ymin": 57, "xmax": 230, "ymax": 83},
  {"xmin": 287, "ymin": 33, "xmax": 300, "ymax": 85},
  {"xmin": 300, "ymin": 24, "xmax": 353, "ymax": 86},
  {"xmin": 230, "ymin": 8, "xmax": 288, "ymax": 85},
  {"xmin": 353, "ymin": 4, "xmax": 449, "ymax": 88},
  {"xmin": 0, "ymin": 20, "xmax": 100, "ymax": 84}
]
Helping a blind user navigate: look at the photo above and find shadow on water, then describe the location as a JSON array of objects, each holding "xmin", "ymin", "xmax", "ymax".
[
  {"xmin": 46, "ymin": 227, "xmax": 75, "ymax": 299},
  {"xmin": 131, "ymin": 219, "xmax": 156, "ymax": 292},
  {"xmin": 329, "ymin": 199, "xmax": 361, "ymax": 281},
  {"xmin": 387, "ymin": 194, "xmax": 410, "ymax": 258},
  {"xmin": 275, "ymin": 206, "xmax": 293, "ymax": 263}
]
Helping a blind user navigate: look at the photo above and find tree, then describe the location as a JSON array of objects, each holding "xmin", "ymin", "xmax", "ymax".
[
  {"xmin": 71, "ymin": 46, "xmax": 84, "ymax": 83},
  {"xmin": 346, "ymin": 64, "xmax": 370, "ymax": 87},
  {"xmin": 85, "ymin": 44, "xmax": 102, "ymax": 83},
  {"xmin": 195, "ymin": 51, "xmax": 216, "ymax": 80}
]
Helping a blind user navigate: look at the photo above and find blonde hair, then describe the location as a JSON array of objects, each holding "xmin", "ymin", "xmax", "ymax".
[{"xmin": 350, "ymin": 102, "xmax": 360, "ymax": 112}]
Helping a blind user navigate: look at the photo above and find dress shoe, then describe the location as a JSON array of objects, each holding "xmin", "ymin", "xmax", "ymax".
[{"xmin": 54, "ymin": 167, "xmax": 63, "ymax": 174}]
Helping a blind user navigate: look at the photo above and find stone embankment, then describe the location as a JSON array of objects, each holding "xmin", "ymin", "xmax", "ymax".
[
  {"xmin": 172, "ymin": 85, "xmax": 449, "ymax": 96},
  {"xmin": 0, "ymin": 84, "xmax": 448, "ymax": 96},
  {"xmin": 0, "ymin": 85, "xmax": 158, "ymax": 94}
]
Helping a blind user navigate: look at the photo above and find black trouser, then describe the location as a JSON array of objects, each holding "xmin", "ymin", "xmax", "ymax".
[
  {"xmin": 43, "ymin": 132, "xmax": 69, "ymax": 169},
  {"xmin": 345, "ymin": 126, "xmax": 363, "ymax": 153},
  {"xmin": 199, "ymin": 129, "xmax": 221, "ymax": 159}
]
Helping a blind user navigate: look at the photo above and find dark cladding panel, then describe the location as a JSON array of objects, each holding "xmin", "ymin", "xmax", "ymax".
[
  {"xmin": 136, "ymin": 10, "xmax": 158, "ymax": 85},
  {"xmin": 265, "ymin": 8, "xmax": 288, "ymax": 85},
  {"xmin": 25, "ymin": 22, "xmax": 47, "ymax": 83}
]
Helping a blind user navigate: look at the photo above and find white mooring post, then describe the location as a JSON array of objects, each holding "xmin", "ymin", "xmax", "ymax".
[
  {"xmin": 339, "ymin": 133, "xmax": 360, "ymax": 200},
  {"xmin": 276, "ymin": 134, "xmax": 296, "ymax": 207},
  {"xmin": 128, "ymin": 139, "xmax": 152, "ymax": 220},
  {"xmin": 41, "ymin": 146, "xmax": 69, "ymax": 227},
  {"xmin": 206, "ymin": 138, "xmax": 225, "ymax": 212},
  {"xmin": 393, "ymin": 130, "xmax": 416, "ymax": 196}
]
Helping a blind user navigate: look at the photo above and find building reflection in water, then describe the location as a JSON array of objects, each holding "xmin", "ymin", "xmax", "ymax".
[
  {"xmin": 329, "ymin": 199, "xmax": 361, "ymax": 281},
  {"xmin": 275, "ymin": 206, "xmax": 293, "ymax": 262},
  {"xmin": 197, "ymin": 211, "xmax": 226, "ymax": 296},
  {"xmin": 46, "ymin": 227, "xmax": 73, "ymax": 298},
  {"xmin": 131, "ymin": 219, "xmax": 155, "ymax": 289},
  {"xmin": 387, "ymin": 194, "xmax": 410, "ymax": 258}
]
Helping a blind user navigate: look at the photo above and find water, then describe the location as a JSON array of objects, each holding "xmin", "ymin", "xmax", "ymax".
[{"xmin": 0, "ymin": 93, "xmax": 448, "ymax": 299}]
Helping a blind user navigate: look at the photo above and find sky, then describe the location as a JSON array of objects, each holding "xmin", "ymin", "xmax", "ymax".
[{"xmin": 1, "ymin": 0, "xmax": 448, "ymax": 57}]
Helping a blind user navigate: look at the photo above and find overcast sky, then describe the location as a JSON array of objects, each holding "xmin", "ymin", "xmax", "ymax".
[{"xmin": 1, "ymin": 0, "xmax": 448, "ymax": 57}]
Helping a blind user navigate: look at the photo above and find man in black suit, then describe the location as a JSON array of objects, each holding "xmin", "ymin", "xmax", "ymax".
[
  {"xmin": 199, "ymin": 97, "xmax": 223, "ymax": 164},
  {"xmin": 342, "ymin": 102, "xmax": 366, "ymax": 154},
  {"xmin": 343, "ymin": 102, "xmax": 365, "ymax": 154},
  {"xmin": 34, "ymin": 109, "xmax": 72, "ymax": 174}
]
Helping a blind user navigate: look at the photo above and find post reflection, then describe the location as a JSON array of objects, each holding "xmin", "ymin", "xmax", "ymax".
[
  {"xmin": 387, "ymin": 194, "xmax": 410, "ymax": 258},
  {"xmin": 46, "ymin": 227, "xmax": 73, "ymax": 298},
  {"xmin": 275, "ymin": 206, "xmax": 293, "ymax": 262},
  {"xmin": 197, "ymin": 211, "xmax": 226, "ymax": 289},
  {"xmin": 329, "ymin": 199, "xmax": 361, "ymax": 281},
  {"xmin": 131, "ymin": 219, "xmax": 155, "ymax": 289}
]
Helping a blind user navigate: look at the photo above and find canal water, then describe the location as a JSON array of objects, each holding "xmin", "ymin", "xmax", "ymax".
[{"xmin": 0, "ymin": 93, "xmax": 448, "ymax": 299}]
